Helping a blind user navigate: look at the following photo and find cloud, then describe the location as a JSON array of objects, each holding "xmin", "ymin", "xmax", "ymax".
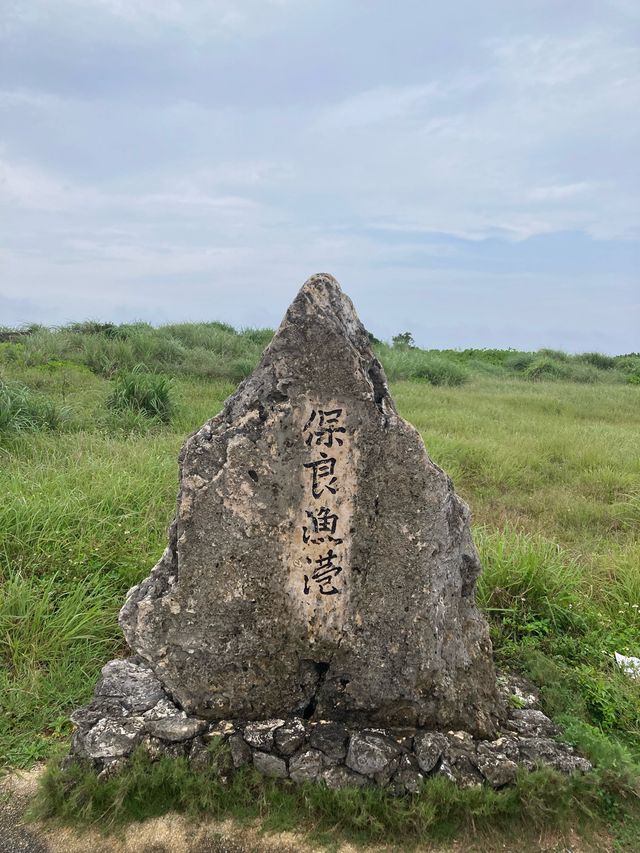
[{"xmin": 0, "ymin": 1, "xmax": 638, "ymax": 351}]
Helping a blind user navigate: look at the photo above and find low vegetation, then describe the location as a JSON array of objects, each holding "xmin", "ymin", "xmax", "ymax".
[{"xmin": 1, "ymin": 321, "xmax": 639, "ymax": 847}]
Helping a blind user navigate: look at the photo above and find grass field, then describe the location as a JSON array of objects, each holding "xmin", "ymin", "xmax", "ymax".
[{"xmin": 1, "ymin": 323, "xmax": 639, "ymax": 847}]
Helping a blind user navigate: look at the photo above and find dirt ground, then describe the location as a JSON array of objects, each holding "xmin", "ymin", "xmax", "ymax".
[{"xmin": 0, "ymin": 766, "xmax": 614, "ymax": 853}]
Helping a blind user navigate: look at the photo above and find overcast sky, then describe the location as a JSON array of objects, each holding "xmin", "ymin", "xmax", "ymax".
[{"xmin": 1, "ymin": 1, "xmax": 639, "ymax": 352}]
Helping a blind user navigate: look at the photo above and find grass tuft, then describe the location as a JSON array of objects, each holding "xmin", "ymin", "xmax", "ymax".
[
  {"xmin": 0, "ymin": 379, "xmax": 68, "ymax": 434},
  {"xmin": 106, "ymin": 366, "xmax": 173, "ymax": 423}
]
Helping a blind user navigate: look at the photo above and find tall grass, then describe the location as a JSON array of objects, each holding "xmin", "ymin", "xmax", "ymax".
[
  {"xmin": 1, "ymin": 322, "xmax": 639, "ymax": 845},
  {"xmin": 0, "ymin": 570, "xmax": 120, "ymax": 765},
  {"xmin": 2, "ymin": 320, "xmax": 638, "ymax": 385},
  {"xmin": 106, "ymin": 367, "xmax": 173, "ymax": 422},
  {"xmin": 0, "ymin": 378, "xmax": 68, "ymax": 433}
]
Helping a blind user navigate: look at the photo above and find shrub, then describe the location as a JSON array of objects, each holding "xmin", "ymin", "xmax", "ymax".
[
  {"xmin": 106, "ymin": 367, "xmax": 173, "ymax": 422},
  {"xmin": 0, "ymin": 380, "xmax": 67, "ymax": 433},
  {"xmin": 504, "ymin": 352, "xmax": 536, "ymax": 372},
  {"xmin": 411, "ymin": 353, "xmax": 468, "ymax": 386},
  {"xmin": 578, "ymin": 352, "xmax": 617, "ymax": 370},
  {"xmin": 523, "ymin": 358, "xmax": 567, "ymax": 381},
  {"xmin": 564, "ymin": 364, "xmax": 601, "ymax": 384},
  {"xmin": 392, "ymin": 331, "xmax": 415, "ymax": 348},
  {"xmin": 538, "ymin": 348, "xmax": 570, "ymax": 363},
  {"xmin": 376, "ymin": 346, "xmax": 468, "ymax": 385}
]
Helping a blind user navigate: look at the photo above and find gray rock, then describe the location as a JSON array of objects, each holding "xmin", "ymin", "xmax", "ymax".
[
  {"xmin": 96, "ymin": 758, "xmax": 126, "ymax": 782},
  {"xmin": 436, "ymin": 759, "xmax": 457, "ymax": 783},
  {"xmin": 506, "ymin": 709, "xmax": 559, "ymax": 738},
  {"xmin": 94, "ymin": 658, "xmax": 165, "ymax": 713},
  {"xmin": 345, "ymin": 731, "xmax": 401, "ymax": 778},
  {"xmin": 390, "ymin": 753, "xmax": 423, "ymax": 794},
  {"xmin": 309, "ymin": 721, "xmax": 348, "ymax": 760},
  {"xmin": 321, "ymin": 765, "xmax": 369, "ymax": 789},
  {"xmin": 518, "ymin": 738, "xmax": 592, "ymax": 774},
  {"xmin": 145, "ymin": 714, "xmax": 207, "ymax": 742},
  {"xmin": 139, "ymin": 735, "xmax": 187, "ymax": 761},
  {"xmin": 498, "ymin": 672, "xmax": 540, "ymax": 709},
  {"xmin": 188, "ymin": 736, "xmax": 213, "ymax": 771},
  {"xmin": 79, "ymin": 718, "xmax": 144, "ymax": 760},
  {"xmin": 253, "ymin": 751, "xmax": 288, "ymax": 779},
  {"xmin": 228, "ymin": 734, "xmax": 252, "ymax": 768},
  {"xmin": 274, "ymin": 718, "xmax": 307, "ymax": 756},
  {"xmin": 476, "ymin": 739, "xmax": 520, "ymax": 787},
  {"xmin": 70, "ymin": 698, "xmax": 125, "ymax": 729},
  {"xmin": 243, "ymin": 719, "xmax": 285, "ymax": 750},
  {"xmin": 413, "ymin": 731, "xmax": 448, "ymax": 773},
  {"xmin": 118, "ymin": 274, "xmax": 502, "ymax": 736},
  {"xmin": 444, "ymin": 731, "xmax": 483, "ymax": 787},
  {"xmin": 289, "ymin": 749, "xmax": 325, "ymax": 783}
]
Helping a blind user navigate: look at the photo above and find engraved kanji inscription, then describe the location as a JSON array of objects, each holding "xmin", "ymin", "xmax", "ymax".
[
  {"xmin": 303, "ymin": 408, "xmax": 346, "ymax": 448},
  {"xmin": 303, "ymin": 452, "xmax": 338, "ymax": 499},
  {"xmin": 304, "ymin": 549, "xmax": 343, "ymax": 596},
  {"xmin": 302, "ymin": 506, "xmax": 343, "ymax": 545}
]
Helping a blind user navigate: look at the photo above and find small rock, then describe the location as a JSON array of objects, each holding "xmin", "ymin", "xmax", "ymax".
[
  {"xmin": 445, "ymin": 732, "xmax": 483, "ymax": 787},
  {"xmin": 253, "ymin": 751, "xmax": 288, "ymax": 779},
  {"xmin": 243, "ymin": 719, "xmax": 285, "ymax": 750},
  {"xmin": 228, "ymin": 734, "xmax": 252, "ymax": 768},
  {"xmin": 506, "ymin": 709, "xmax": 558, "ymax": 738},
  {"xmin": 145, "ymin": 714, "xmax": 207, "ymax": 742},
  {"xmin": 475, "ymin": 736, "xmax": 520, "ymax": 787},
  {"xmin": 518, "ymin": 738, "xmax": 592, "ymax": 774},
  {"xmin": 435, "ymin": 759, "xmax": 456, "ymax": 783},
  {"xmin": 188, "ymin": 737, "xmax": 213, "ymax": 771},
  {"xmin": 139, "ymin": 735, "xmax": 188, "ymax": 761},
  {"xmin": 208, "ymin": 720, "xmax": 236, "ymax": 738},
  {"xmin": 274, "ymin": 718, "xmax": 306, "ymax": 756},
  {"xmin": 70, "ymin": 698, "xmax": 125, "ymax": 729},
  {"xmin": 289, "ymin": 749, "xmax": 324, "ymax": 783},
  {"xmin": 94, "ymin": 658, "xmax": 165, "ymax": 713},
  {"xmin": 413, "ymin": 731, "xmax": 448, "ymax": 773},
  {"xmin": 391, "ymin": 754, "xmax": 423, "ymax": 794},
  {"xmin": 309, "ymin": 721, "xmax": 349, "ymax": 761},
  {"xmin": 81, "ymin": 717, "xmax": 144, "ymax": 760},
  {"xmin": 321, "ymin": 765, "xmax": 368, "ymax": 789},
  {"xmin": 498, "ymin": 672, "xmax": 540, "ymax": 709},
  {"xmin": 96, "ymin": 758, "xmax": 126, "ymax": 782},
  {"xmin": 346, "ymin": 731, "xmax": 401, "ymax": 778}
]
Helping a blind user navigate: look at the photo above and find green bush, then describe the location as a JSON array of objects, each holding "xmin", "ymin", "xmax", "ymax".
[
  {"xmin": 376, "ymin": 345, "xmax": 468, "ymax": 385},
  {"xmin": 504, "ymin": 352, "xmax": 536, "ymax": 372},
  {"xmin": 106, "ymin": 367, "xmax": 173, "ymax": 422},
  {"xmin": 412, "ymin": 353, "xmax": 468, "ymax": 385},
  {"xmin": 578, "ymin": 352, "xmax": 617, "ymax": 370},
  {"xmin": 523, "ymin": 358, "xmax": 567, "ymax": 381},
  {"xmin": 538, "ymin": 348, "xmax": 570, "ymax": 363},
  {"xmin": 0, "ymin": 379, "xmax": 67, "ymax": 434},
  {"xmin": 564, "ymin": 363, "xmax": 602, "ymax": 384}
]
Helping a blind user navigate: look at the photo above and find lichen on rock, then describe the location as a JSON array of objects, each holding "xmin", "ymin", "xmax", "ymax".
[{"xmin": 117, "ymin": 273, "xmax": 503, "ymax": 736}]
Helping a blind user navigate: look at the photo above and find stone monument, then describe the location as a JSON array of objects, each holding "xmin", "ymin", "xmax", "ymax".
[{"xmin": 69, "ymin": 274, "xmax": 591, "ymax": 790}]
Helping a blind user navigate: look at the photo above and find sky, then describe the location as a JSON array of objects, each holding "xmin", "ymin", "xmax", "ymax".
[{"xmin": 1, "ymin": 1, "xmax": 639, "ymax": 353}]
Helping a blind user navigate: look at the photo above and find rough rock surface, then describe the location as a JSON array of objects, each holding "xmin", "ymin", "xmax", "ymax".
[
  {"xmin": 69, "ymin": 658, "xmax": 592, "ymax": 792},
  {"xmin": 118, "ymin": 273, "xmax": 502, "ymax": 735}
]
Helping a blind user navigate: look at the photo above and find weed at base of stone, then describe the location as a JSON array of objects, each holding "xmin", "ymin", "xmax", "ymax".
[{"xmin": 28, "ymin": 743, "xmax": 639, "ymax": 850}]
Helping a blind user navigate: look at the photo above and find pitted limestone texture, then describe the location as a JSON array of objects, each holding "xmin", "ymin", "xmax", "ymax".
[
  {"xmin": 117, "ymin": 273, "xmax": 503, "ymax": 735},
  {"xmin": 69, "ymin": 658, "xmax": 592, "ymax": 793}
]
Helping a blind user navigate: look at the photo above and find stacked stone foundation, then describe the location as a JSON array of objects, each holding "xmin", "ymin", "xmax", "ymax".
[{"xmin": 69, "ymin": 658, "xmax": 592, "ymax": 793}]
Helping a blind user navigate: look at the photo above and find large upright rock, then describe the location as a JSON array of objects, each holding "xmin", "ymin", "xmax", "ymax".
[{"xmin": 120, "ymin": 274, "xmax": 502, "ymax": 736}]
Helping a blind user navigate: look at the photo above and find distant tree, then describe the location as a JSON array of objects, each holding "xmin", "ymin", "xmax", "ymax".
[{"xmin": 392, "ymin": 331, "xmax": 415, "ymax": 349}]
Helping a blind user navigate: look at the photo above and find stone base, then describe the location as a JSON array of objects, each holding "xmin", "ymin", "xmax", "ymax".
[{"xmin": 69, "ymin": 658, "xmax": 591, "ymax": 793}]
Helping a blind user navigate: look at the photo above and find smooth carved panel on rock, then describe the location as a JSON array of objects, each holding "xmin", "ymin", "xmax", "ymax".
[{"xmin": 119, "ymin": 273, "xmax": 504, "ymax": 736}]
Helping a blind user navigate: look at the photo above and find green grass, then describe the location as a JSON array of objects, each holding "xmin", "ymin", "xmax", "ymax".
[
  {"xmin": 28, "ymin": 737, "xmax": 639, "ymax": 849},
  {"xmin": 1, "ymin": 322, "xmax": 639, "ymax": 846}
]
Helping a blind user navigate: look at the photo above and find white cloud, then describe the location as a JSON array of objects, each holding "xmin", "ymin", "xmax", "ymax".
[{"xmin": 0, "ymin": 2, "xmax": 638, "ymax": 350}]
